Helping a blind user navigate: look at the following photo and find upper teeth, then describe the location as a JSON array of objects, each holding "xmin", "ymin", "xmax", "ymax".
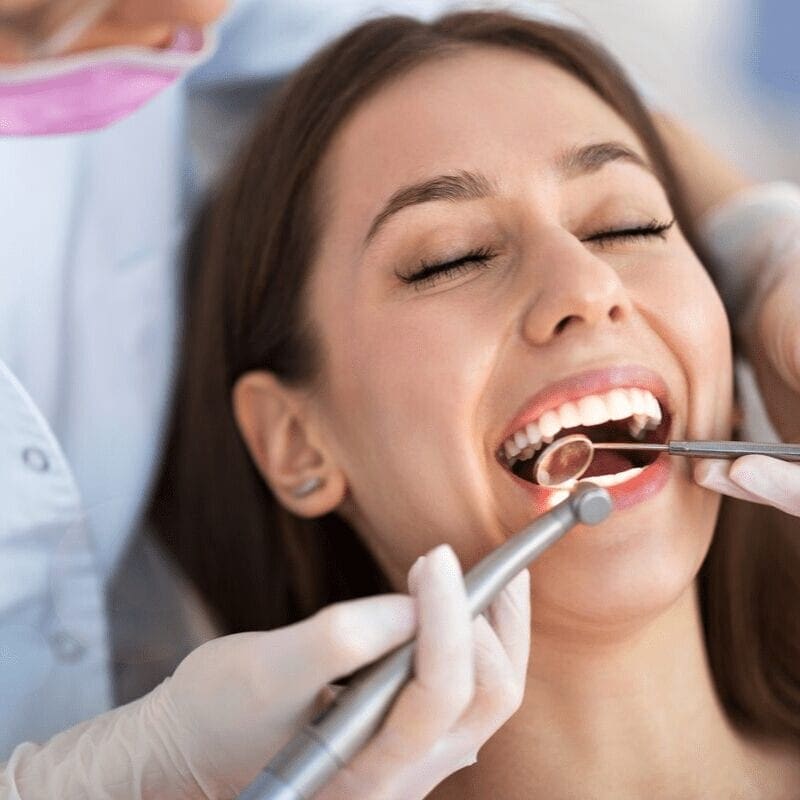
[{"xmin": 501, "ymin": 387, "xmax": 663, "ymax": 464}]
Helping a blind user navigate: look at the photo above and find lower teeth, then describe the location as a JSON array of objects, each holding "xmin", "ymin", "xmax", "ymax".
[{"xmin": 551, "ymin": 466, "xmax": 644, "ymax": 490}]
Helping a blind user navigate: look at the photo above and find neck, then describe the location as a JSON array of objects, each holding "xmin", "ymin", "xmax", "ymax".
[{"xmin": 433, "ymin": 583, "xmax": 778, "ymax": 799}]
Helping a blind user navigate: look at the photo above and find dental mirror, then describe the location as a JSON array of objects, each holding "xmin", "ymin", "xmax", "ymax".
[{"xmin": 535, "ymin": 434, "xmax": 800, "ymax": 488}]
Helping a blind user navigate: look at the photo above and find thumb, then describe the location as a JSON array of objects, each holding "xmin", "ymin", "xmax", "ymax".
[
  {"xmin": 728, "ymin": 454, "xmax": 800, "ymax": 517},
  {"xmin": 693, "ymin": 458, "xmax": 765, "ymax": 504}
]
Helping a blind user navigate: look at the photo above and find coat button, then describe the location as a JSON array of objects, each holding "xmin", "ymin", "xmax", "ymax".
[
  {"xmin": 48, "ymin": 630, "xmax": 86, "ymax": 663},
  {"xmin": 22, "ymin": 447, "xmax": 49, "ymax": 472}
]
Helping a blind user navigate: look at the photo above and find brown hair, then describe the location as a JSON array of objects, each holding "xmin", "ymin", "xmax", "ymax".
[{"xmin": 149, "ymin": 11, "xmax": 800, "ymax": 745}]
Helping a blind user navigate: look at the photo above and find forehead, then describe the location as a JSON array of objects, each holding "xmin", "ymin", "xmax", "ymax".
[{"xmin": 318, "ymin": 45, "xmax": 645, "ymax": 240}]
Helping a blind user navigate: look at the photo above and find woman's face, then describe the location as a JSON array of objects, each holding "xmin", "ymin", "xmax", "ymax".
[{"xmin": 305, "ymin": 46, "xmax": 732, "ymax": 633}]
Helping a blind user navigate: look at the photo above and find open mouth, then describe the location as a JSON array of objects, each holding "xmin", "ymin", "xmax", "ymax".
[{"xmin": 497, "ymin": 387, "xmax": 672, "ymax": 489}]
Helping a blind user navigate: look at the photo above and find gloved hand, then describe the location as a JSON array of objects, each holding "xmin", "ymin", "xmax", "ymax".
[
  {"xmin": 693, "ymin": 182, "xmax": 800, "ymax": 517},
  {"xmin": 2, "ymin": 544, "xmax": 530, "ymax": 800},
  {"xmin": 694, "ymin": 271, "xmax": 800, "ymax": 516},
  {"xmin": 695, "ymin": 457, "xmax": 800, "ymax": 518}
]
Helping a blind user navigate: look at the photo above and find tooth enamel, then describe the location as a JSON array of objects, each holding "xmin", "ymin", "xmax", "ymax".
[
  {"xmin": 645, "ymin": 393, "xmax": 662, "ymax": 427},
  {"xmin": 576, "ymin": 394, "xmax": 608, "ymax": 426},
  {"xmin": 578, "ymin": 466, "xmax": 643, "ymax": 488},
  {"xmin": 524, "ymin": 422, "xmax": 542, "ymax": 447},
  {"xmin": 558, "ymin": 401, "xmax": 581, "ymax": 429},
  {"xmin": 628, "ymin": 420, "xmax": 647, "ymax": 441},
  {"xmin": 504, "ymin": 439, "xmax": 521, "ymax": 459},
  {"xmin": 605, "ymin": 388, "xmax": 633, "ymax": 420},
  {"xmin": 628, "ymin": 414, "xmax": 646, "ymax": 437},
  {"xmin": 538, "ymin": 410, "xmax": 562, "ymax": 439},
  {"xmin": 502, "ymin": 386, "xmax": 666, "ymax": 463},
  {"xmin": 520, "ymin": 445, "xmax": 535, "ymax": 460},
  {"xmin": 627, "ymin": 388, "xmax": 648, "ymax": 416},
  {"xmin": 542, "ymin": 465, "xmax": 645, "ymax": 490}
]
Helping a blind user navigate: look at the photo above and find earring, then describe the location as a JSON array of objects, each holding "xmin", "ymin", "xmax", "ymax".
[{"xmin": 292, "ymin": 476, "xmax": 324, "ymax": 498}]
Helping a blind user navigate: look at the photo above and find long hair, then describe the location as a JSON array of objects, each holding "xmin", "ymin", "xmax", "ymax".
[{"xmin": 149, "ymin": 11, "xmax": 800, "ymax": 745}]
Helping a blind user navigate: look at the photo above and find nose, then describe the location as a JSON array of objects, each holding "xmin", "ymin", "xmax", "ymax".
[{"xmin": 520, "ymin": 229, "xmax": 633, "ymax": 346}]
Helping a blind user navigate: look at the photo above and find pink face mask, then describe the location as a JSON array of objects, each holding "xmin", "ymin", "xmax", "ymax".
[{"xmin": 0, "ymin": 26, "xmax": 215, "ymax": 136}]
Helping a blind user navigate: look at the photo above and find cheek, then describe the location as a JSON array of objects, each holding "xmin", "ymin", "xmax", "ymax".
[
  {"xmin": 632, "ymin": 247, "xmax": 734, "ymax": 434},
  {"xmin": 318, "ymin": 290, "xmax": 502, "ymax": 542},
  {"xmin": 330, "ymin": 293, "xmax": 498, "ymax": 464}
]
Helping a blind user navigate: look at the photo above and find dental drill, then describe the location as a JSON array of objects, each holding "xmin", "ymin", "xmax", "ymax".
[{"xmin": 238, "ymin": 483, "xmax": 613, "ymax": 800}]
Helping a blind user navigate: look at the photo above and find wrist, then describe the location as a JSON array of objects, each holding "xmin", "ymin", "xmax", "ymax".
[{"xmin": 6, "ymin": 682, "xmax": 206, "ymax": 800}]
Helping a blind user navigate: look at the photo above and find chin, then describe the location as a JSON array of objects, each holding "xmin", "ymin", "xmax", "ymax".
[{"xmin": 527, "ymin": 474, "xmax": 720, "ymax": 636}]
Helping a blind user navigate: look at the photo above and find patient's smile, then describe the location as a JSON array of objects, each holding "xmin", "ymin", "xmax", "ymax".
[{"xmin": 493, "ymin": 364, "xmax": 675, "ymax": 511}]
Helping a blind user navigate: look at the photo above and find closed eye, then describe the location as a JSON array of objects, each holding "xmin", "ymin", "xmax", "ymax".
[
  {"xmin": 399, "ymin": 217, "xmax": 675, "ymax": 289},
  {"xmin": 398, "ymin": 245, "xmax": 497, "ymax": 288},
  {"xmin": 582, "ymin": 217, "xmax": 675, "ymax": 247}
]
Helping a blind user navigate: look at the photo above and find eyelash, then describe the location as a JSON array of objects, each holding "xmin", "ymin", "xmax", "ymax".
[{"xmin": 400, "ymin": 217, "xmax": 676, "ymax": 288}]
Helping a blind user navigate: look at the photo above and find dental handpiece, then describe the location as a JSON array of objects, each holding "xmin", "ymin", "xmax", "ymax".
[{"xmin": 238, "ymin": 483, "xmax": 613, "ymax": 800}]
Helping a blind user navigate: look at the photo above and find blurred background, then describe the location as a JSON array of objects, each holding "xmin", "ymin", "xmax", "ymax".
[
  {"xmin": 195, "ymin": 0, "xmax": 800, "ymax": 188},
  {"xmin": 538, "ymin": 0, "xmax": 800, "ymax": 182}
]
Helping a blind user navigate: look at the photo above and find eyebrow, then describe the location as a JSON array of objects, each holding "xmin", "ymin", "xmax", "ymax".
[
  {"xmin": 363, "ymin": 141, "xmax": 654, "ymax": 245},
  {"xmin": 555, "ymin": 140, "xmax": 653, "ymax": 180}
]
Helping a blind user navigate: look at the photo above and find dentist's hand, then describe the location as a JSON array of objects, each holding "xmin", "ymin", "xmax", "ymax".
[
  {"xmin": 4, "ymin": 544, "xmax": 530, "ymax": 800},
  {"xmin": 694, "ymin": 247, "xmax": 800, "ymax": 517},
  {"xmin": 694, "ymin": 456, "xmax": 800, "ymax": 518},
  {"xmin": 694, "ymin": 265, "xmax": 800, "ymax": 516}
]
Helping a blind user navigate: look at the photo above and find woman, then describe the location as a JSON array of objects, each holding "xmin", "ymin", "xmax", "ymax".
[{"xmin": 152, "ymin": 10, "xmax": 800, "ymax": 797}]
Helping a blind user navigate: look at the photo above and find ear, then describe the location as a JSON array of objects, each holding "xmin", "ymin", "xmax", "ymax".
[{"xmin": 232, "ymin": 371, "xmax": 347, "ymax": 517}]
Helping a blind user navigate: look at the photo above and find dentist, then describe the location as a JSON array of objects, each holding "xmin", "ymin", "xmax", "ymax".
[{"xmin": 0, "ymin": 1, "xmax": 798, "ymax": 798}]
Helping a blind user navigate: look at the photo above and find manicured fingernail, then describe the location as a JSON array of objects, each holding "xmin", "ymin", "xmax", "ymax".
[{"xmin": 407, "ymin": 555, "xmax": 426, "ymax": 594}]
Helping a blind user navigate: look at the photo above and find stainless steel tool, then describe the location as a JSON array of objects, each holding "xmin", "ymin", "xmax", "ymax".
[{"xmin": 534, "ymin": 434, "xmax": 800, "ymax": 487}]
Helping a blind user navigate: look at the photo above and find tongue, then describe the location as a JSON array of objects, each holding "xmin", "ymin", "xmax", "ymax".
[{"xmin": 582, "ymin": 450, "xmax": 635, "ymax": 478}]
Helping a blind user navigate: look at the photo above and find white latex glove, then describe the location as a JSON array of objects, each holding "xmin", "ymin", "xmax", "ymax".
[
  {"xmin": 695, "ymin": 457, "xmax": 800, "ymax": 518},
  {"xmin": 697, "ymin": 182, "xmax": 800, "ymax": 517},
  {"xmin": 2, "ymin": 544, "xmax": 530, "ymax": 800}
]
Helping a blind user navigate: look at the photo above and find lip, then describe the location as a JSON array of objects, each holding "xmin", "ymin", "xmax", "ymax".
[{"xmin": 495, "ymin": 364, "xmax": 676, "ymax": 514}]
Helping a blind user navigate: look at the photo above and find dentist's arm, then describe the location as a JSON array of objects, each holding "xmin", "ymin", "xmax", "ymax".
[{"xmin": 1, "ymin": 545, "xmax": 530, "ymax": 800}]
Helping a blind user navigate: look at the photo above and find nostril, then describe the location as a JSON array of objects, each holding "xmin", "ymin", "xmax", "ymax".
[
  {"xmin": 609, "ymin": 305, "xmax": 624, "ymax": 322},
  {"xmin": 554, "ymin": 314, "xmax": 580, "ymax": 335}
]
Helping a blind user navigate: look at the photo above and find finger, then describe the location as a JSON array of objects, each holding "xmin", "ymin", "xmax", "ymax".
[
  {"xmin": 289, "ymin": 594, "xmax": 417, "ymax": 689},
  {"xmin": 447, "ymin": 573, "xmax": 531, "ymax": 743},
  {"xmin": 693, "ymin": 459, "xmax": 768, "ymax": 504},
  {"xmin": 322, "ymin": 568, "xmax": 528, "ymax": 800},
  {"xmin": 728, "ymin": 455, "xmax": 800, "ymax": 516},
  {"xmin": 484, "ymin": 568, "xmax": 531, "ymax": 678},
  {"xmin": 365, "ymin": 545, "xmax": 474, "ymax": 760}
]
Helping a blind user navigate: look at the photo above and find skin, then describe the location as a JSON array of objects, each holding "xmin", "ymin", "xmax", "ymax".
[
  {"xmin": 236, "ymin": 47, "xmax": 800, "ymax": 797},
  {"xmin": 0, "ymin": 0, "xmax": 227, "ymax": 62}
]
